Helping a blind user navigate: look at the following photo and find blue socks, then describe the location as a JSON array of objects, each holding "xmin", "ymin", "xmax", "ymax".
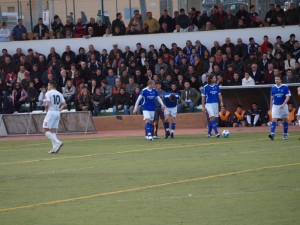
[
  {"xmin": 164, "ymin": 122, "xmax": 169, "ymax": 131},
  {"xmin": 145, "ymin": 122, "xmax": 152, "ymax": 136},
  {"xmin": 270, "ymin": 121, "xmax": 276, "ymax": 134},
  {"xmin": 283, "ymin": 121, "xmax": 288, "ymax": 136},
  {"xmin": 211, "ymin": 120, "xmax": 218, "ymax": 134},
  {"xmin": 171, "ymin": 123, "xmax": 176, "ymax": 132},
  {"xmin": 208, "ymin": 121, "xmax": 212, "ymax": 135},
  {"xmin": 270, "ymin": 121, "xmax": 288, "ymax": 136}
]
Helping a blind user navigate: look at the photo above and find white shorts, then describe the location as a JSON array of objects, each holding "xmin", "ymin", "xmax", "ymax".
[
  {"xmin": 43, "ymin": 111, "xmax": 60, "ymax": 129},
  {"xmin": 206, "ymin": 103, "xmax": 219, "ymax": 118},
  {"xmin": 272, "ymin": 104, "xmax": 288, "ymax": 119},
  {"xmin": 143, "ymin": 110, "xmax": 155, "ymax": 121},
  {"xmin": 164, "ymin": 106, "xmax": 177, "ymax": 118}
]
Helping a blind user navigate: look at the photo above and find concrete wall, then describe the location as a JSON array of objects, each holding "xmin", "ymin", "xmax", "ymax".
[
  {"xmin": 1, "ymin": 25, "xmax": 298, "ymax": 56},
  {"xmin": 94, "ymin": 112, "xmax": 207, "ymax": 131}
]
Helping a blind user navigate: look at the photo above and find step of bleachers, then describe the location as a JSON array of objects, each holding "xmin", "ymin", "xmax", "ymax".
[{"xmin": 93, "ymin": 112, "xmax": 207, "ymax": 131}]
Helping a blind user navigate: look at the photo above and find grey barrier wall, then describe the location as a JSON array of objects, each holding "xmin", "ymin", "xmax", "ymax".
[{"xmin": 0, "ymin": 111, "xmax": 96, "ymax": 137}]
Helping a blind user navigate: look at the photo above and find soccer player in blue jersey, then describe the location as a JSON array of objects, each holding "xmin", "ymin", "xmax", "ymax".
[
  {"xmin": 163, "ymin": 92, "xmax": 180, "ymax": 138},
  {"xmin": 269, "ymin": 75, "xmax": 291, "ymax": 140},
  {"xmin": 133, "ymin": 80, "xmax": 165, "ymax": 141},
  {"xmin": 201, "ymin": 74, "xmax": 223, "ymax": 138}
]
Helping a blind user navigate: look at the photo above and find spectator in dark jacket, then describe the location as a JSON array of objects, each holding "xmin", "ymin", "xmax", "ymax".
[
  {"xmin": 33, "ymin": 18, "xmax": 49, "ymax": 39},
  {"xmin": 51, "ymin": 15, "xmax": 64, "ymax": 36},
  {"xmin": 159, "ymin": 9, "xmax": 175, "ymax": 32},
  {"xmin": 113, "ymin": 87, "xmax": 130, "ymax": 115},
  {"xmin": 176, "ymin": 8, "xmax": 190, "ymax": 29},
  {"xmin": 223, "ymin": 9, "xmax": 238, "ymax": 29},
  {"xmin": 236, "ymin": 3, "xmax": 250, "ymax": 27},
  {"xmin": 250, "ymin": 63, "xmax": 264, "ymax": 84},
  {"xmin": 92, "ymin": 87, "xmax": 106, "ymax": 116},
  {"xmin": 111, "ymin": 13, "xmax": 126, "ymax": 35},
  {"xmin": 285, "ymin": 3, "xmax": 300, "ymax": 25}
]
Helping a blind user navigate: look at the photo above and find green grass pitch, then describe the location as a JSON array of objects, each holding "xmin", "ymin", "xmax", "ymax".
[{"xmin": 1, "ymin": 132, "xmax": 300, "ymax": 225}]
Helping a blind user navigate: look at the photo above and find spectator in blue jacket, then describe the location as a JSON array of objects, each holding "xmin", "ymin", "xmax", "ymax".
[{"xmin": 12, "ymin": 19, "xmax": 27, "ymax": 41}]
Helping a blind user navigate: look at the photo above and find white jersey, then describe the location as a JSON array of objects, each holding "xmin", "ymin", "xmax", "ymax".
[{"xmin": 45, "ymin": 90, "xmax": 65, "ymax": 111}]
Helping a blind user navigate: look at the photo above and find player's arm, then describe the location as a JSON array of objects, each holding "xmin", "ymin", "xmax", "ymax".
[
  {"xmin": 133, "ymin": 95, "xmax": 143, "ymax": 112},
  {"xmin": 280, "ymin": 89, "xmax": 291, "ymax": 109},
  {"xmin": 218, "ymin": 93, "xmax": 223, "ymax": 107},
  {"xmin": 201, "ymin": 95, "xmax": 206, "ymax": 112},
  {"xmin": 156, "ymin": 96, "xmax": 165, "ymax": 109},
  {"xmin": 282, "ymin": 95, "xmax": 290, "ymax": 106},
  {"xmin": 269, "ymin": 96, "xmax": 273, "ymax": 111},
  {"xmin": 44, "ymin": 92, "xmax": 50, "ymax": 113},
  {"xmin": 45, "ymin": 101, "xmax": 50, "ymax": 113},
  {"xmin": 59, "ymin": 102, "xmax": 67, "ymax": 112}
]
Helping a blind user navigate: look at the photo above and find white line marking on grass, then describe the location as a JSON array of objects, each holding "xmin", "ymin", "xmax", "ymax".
[
  {"xmin": 280, "ymin": 146, "xmax": 299, "ymax": 150},
  {"xmin": 0, "ymin": 136, "xmax": 148, "ymax": 150},
  {"xmin": 1, "ymin": 162, "xmax": 299, "ymax": 212},
  {"xmin": 0, "ymin": 138, "xmax": 271, "ymax": 166},
  {"xmin": 114, "ymin": 188, "xmax": 300, "ymax": 202}
]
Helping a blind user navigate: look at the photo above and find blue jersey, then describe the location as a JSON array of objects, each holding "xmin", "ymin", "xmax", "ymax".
[
  {"xmin": 202, "ymin": 84, "xmax": 220, "ymax": 103},
  {"xmin": 271, "ymin": 84, "xmax": 291, "ymax": 105},
  {"xmin": 140, "ymin": 87, "xmax": 159, "ymax": 111},
  {"xmin": 163, "ymin": 92, "xmax": 180, "ymax": 108}
]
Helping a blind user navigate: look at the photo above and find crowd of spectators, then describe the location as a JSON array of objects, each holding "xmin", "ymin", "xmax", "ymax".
[
  {"xmin": 0, "ymin": 3, "xmax": 299, "ymax": 118},
  {"xmin": 0, "ymin": 3, "xmax": 299, "ymax": 41}
]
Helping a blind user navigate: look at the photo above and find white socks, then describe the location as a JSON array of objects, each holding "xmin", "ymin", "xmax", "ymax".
[
  {"xmin": 253, "ymin": 115, "xmax": 259, "ymax": 125},
  {"xmin": 45, "ymin": 131, "xmax": 59, "ymax": 148},
  {"xmin": 246, "ymin": 115, "xmax": 251, "ymax": 125}
]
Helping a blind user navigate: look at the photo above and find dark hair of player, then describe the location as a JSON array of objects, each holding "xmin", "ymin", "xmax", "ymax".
[
  {"xmin": 169, "ymin": 93, "xmax": 176, "ymax": 102},
  {"xmin": 207, "ymin": 74, "xmax": 215, "ymax": 85},
  {"xmin": 48, "ymin": 80, "xmax": 57, "ymax": 88},
  {"xmin": 274, "ymin": 74, "xmax": 282, "ymax": 79}
]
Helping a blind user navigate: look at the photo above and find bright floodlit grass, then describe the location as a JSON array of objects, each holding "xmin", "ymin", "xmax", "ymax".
[{"xmin": 0, "ymin": 132, "xmax": 300, "ymax": 225}]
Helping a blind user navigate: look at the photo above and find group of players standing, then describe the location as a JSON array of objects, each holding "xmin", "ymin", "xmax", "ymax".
[
  {"xmin": 133, "ymin": 74, "xmax": 300, "ymax": 141},
  {"xmin": 42, "ymin": 74, "xmax": 300, "ymax": 153},
  {"xmin": 133, "ymin": 75, "xmax": 222, "ymax": 141}
]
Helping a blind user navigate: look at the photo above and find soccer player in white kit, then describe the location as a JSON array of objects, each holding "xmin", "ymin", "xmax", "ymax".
[
  {"xmin": 43, "ymin": 81, "xmax": 67, "ymax": 153},
  {"xmin": 268, "ymin": 75, "xmax": 291, "ymax": 140}
]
